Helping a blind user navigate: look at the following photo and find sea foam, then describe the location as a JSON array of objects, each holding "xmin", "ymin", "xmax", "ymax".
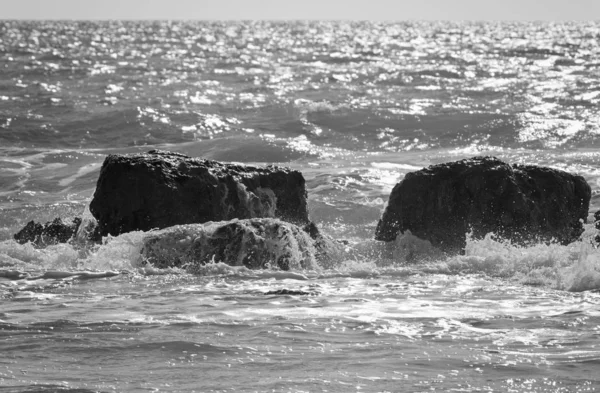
[{"xmin": 2, "ymin": 219, "xmax": 600, "ymax": 291}]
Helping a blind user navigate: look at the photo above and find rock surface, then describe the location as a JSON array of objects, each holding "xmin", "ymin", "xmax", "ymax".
[
  {"xmin": 89, "ymin": 150, "xmax": 310, "ymax": 237},
  {"xmin": 14, "ymin": 218, "xmax": 82, "ymax": 247},
  {"xmin": 594, "ymin": 211, "xmax": 600, "ymax": 244},
  {"xmin": 375, "ymin": 156, "xmax": 591, "ymax": 252},
  {"xmin": 140, "ymin": 218, "xmax": 344, "ymax": 271},
  {"xmin": 264, "ymin": 289, "xmax": 318, "ymax": 296}
]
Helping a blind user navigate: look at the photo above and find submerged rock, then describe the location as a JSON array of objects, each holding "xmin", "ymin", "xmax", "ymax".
[
  {"xmin": 140, "ymin": 218, "xmax": 344, "ymax": 271},
  {"xmin": 14, "ymin": 218, "xmax": 82, "ymax": 247},
  {"xmin": 90, "ymin": 150, "xmax": 310, "ymax": 237},
  {"xmin": 375, "ymin": 156, "xmax": 591, "ymax": 253},
  {"xmin": 264, "ymin": 289, "xmax": 318, "ymax": 296}
]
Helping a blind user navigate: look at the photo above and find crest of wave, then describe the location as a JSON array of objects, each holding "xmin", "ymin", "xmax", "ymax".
[
  {"xmin": 0, "ymin": 218, "xmax": 330, "ymax": 277},
  {"xmin": 142, "ymin": 220, "xmax": 319, "ymax": 271},
  {"xmin": 4, "ymin": 212, "xmax": 600, "ymax": 290},
  {"xmin": 416, "ymin": 223, "xmax": 600, "ymax": 292},
  {"xmin": 0, "ymin": 240, "xmax": 80, "ymax": 271}
]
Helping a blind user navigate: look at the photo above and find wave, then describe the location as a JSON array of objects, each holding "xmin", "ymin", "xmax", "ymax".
[
  {"xmin": 2, "ymin": 220, "xmax": 600, "ymax": 292},
  {"xmin": 0, "ymin": 385, "xmax": 102, "ymax": 393}
]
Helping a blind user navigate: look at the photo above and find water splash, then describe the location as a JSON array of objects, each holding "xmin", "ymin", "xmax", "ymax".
[
  {"xmin": 140, "ymin": 219, "xmax": 321, "ymax": 271},
  {"xmin": 3, "ymin": 216, "xmax": 600, "ymax": 292},
  {"xmin": 416, "ymin": 223, "xmax": 600, "ymax": 291}
]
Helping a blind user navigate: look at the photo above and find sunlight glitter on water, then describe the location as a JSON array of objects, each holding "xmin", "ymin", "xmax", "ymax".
[
  {"xmin": 2, "ymin": 269, "xmax": 600, "ymax": 392},
  {"xmin": 2, "ymin": 20, "xmax": 600, "ymax": 392}
]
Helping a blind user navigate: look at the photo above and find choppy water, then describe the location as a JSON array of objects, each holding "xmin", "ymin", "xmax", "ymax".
[{"xmin": 1, "ymin": 20, "xmax": 600, "ymax": 392}]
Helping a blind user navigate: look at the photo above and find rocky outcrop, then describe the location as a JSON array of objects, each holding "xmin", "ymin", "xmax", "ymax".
[
  {"xmin": 14, "ymin": 218, "xmax": 82, "ymax": 247},
  {"xmin": 13, "ymin": 214, "xmax": 102, "ymax": 248},
  {"xmin": 89, "ymin": 150, "xmax": 310, "ymax": 237},
  {"xmin": 375, "ymin": 156, "xmax": 591, "ymax": 253},
  {"xmin": 140, "ymin": 218, "xmax": 344, "ymax": 271},
  {"xmin": 594, "ymin": 211, "xmax": 600, "ymax": 244}
]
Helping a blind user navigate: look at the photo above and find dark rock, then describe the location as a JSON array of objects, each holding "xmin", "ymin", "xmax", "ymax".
[
  {"xmin": 14, "ymin": 218, "xmax": 82, "ymax": 247},
  {"xmin": 89, "ymin": 150, "xmax": 310, "ymax": 237},
  {"xmin": 594, "ymin": 211, "xmax": 600, "ymax": 244},
  {"xmin": 13, "ymin": 214, "xmax": 102, "ymax": 248},
  {"xmin": 264, "ymin": 289, "xmax": 318, "ymax": 296},
  {"xmin": 140, "ymin": 218, "xmax": 344, "ymax": 271},
  {"xmin": 375, "ymin": 156, "xmax": 591, "ymax": 252},
  {"xmin": 0, "ymin": 270, "xmax": 29, "ymax": 280}
]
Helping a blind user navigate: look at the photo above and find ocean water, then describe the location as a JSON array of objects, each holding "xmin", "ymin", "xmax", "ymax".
[{"xmin": 1, "ymin": 20, "xmax": 600, "ymax": 392}]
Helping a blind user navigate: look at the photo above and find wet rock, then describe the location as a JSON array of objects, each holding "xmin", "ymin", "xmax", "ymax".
[
  {"xmin": 593, "ymin": 211, "xmax": 600, "ymax": 244},
  {"xmin": 89, "ymin": 150, "xmax": 310, "ymax": 237},
  {"xmin": 14, "ymin": 218, "xmax": 82, "ymax": 247},
  {"xmin": 0, "ymin": 270, "xmax": 29, "ymax": 280},
  {"xmin": 140, "ymin": 218, "xmax": 344, "ymax": 271},
  {"xmin": 264, "ymin": 289, "xmax": 318, "ymax": 296},
  {"xmin": 13, "ymin": 214, "xmax": 102, "ymax": 248},
  {"xmin": 375, "ymin": 156, "xmax": 591, "ymax": 253}
]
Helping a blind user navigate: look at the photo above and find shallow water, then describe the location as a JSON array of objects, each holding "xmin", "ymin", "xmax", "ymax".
[
  {"xmin": 1, "ymin": 20, "xmax": 600, "ymax": 392},
  {"xmin": 3, "ymin": 270, "xmax": 600, "ymax": 392}
]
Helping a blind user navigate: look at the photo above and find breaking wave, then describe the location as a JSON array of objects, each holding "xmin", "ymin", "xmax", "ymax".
[{"xmin": 2, "ymin": 219, "xmax": 600, "ymax": 292}]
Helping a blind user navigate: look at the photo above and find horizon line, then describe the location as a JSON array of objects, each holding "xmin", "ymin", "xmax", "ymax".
[{"xmin": 3, "ymin": 18, "xmax": 599, "ymax": 22}]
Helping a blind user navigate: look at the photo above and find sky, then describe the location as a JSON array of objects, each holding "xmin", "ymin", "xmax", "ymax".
[{"xmin": 2, "ymin": 0, "xmax": 600, "ymax": 21}]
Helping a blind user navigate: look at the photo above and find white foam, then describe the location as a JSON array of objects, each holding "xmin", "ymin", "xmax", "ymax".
[{"xmin": 3, "ymin": 216, "xmax": 600, "ymax": 292}]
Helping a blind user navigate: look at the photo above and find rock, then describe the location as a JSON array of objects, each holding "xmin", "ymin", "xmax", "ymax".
[
  {"xmin": 375, "ymin": 156, "xmax": 591, "ymax": 252},
  {"xmin": 264, "ymin": 289, "xmax": 318, "ymax": 296},
  {"xmin": 14, "ymin": 217, "xmax": 82, "ymax": 247},
  {"xmin": 13, "ymin": 211, "xmax": 102, "ymax": 248},
  {"xmin": 89, "ymin": 150, "xmax": 310, "ymax": 237},
  {"xmin": 140, "ymin": 218, "xmax": 344, "ymax": 271},
  {"xmin": 593, "ymin": 211, "xmax": 600, "ymax": 244}
]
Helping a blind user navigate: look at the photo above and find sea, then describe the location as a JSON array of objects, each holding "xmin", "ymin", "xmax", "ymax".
[{"xmin": 1, "ymin": 20, "xmax": 600, "ymax": 392}]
